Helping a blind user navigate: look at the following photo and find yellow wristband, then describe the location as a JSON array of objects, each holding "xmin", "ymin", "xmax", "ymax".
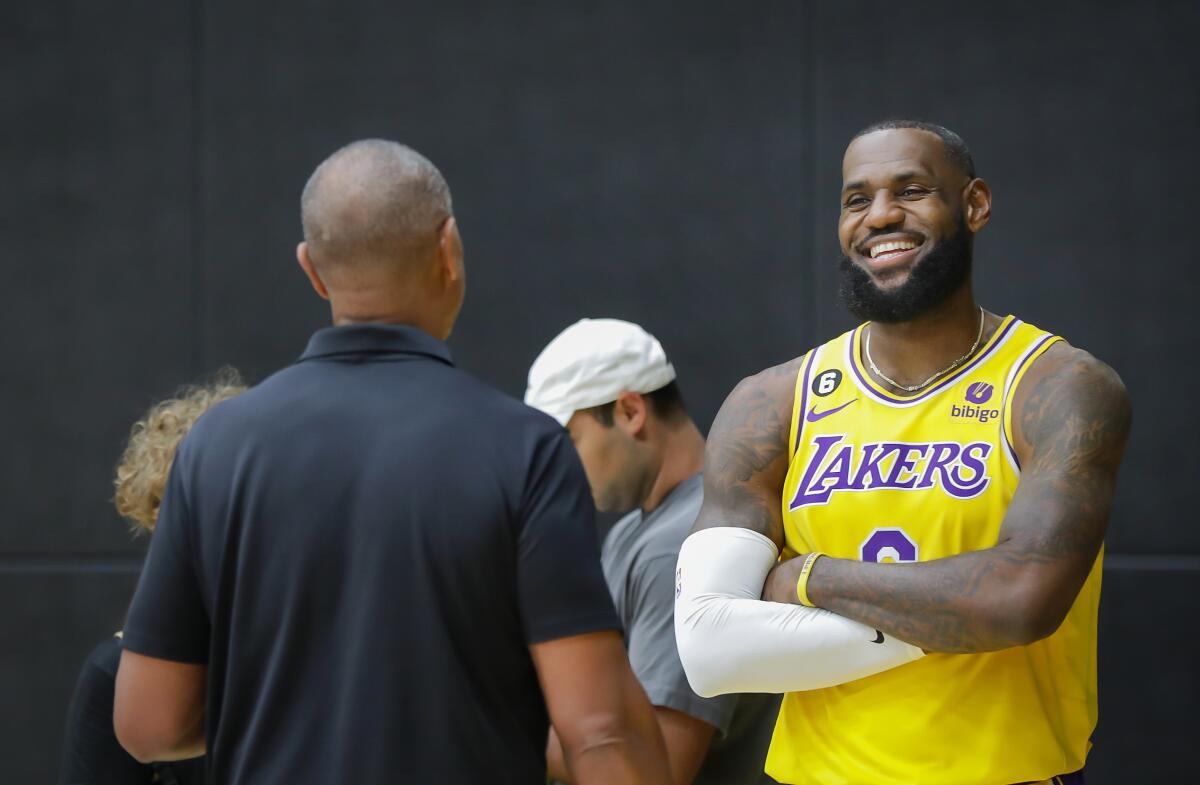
[{"xmin": 795, "ymin": 552, "xmax": 824, "ymax": 607}]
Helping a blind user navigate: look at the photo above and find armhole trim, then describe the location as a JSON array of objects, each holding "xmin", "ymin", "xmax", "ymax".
[
  {"xmin": 789, "ymin": 350, "xmax": 817, "ymax": 458},
  {"xmin": 1000, "ymin": 334, "xmax": 1063, "ymax": 473}
]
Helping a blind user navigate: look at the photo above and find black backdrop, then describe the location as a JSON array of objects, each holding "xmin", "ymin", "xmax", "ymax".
[{"xmin": 4, "ymin": 1, "xmax": 1198, "ymax": 781}]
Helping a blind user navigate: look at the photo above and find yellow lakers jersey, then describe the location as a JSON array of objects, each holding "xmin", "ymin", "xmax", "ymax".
[{"xmin": 769, "ymin": 315, "xmax": 1102, "ymax": 785}]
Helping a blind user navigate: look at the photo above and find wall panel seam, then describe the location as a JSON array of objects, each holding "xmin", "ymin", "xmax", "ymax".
[{"xmin": 190, "ymin": 0, "xmax": 207, "ymax": 374}]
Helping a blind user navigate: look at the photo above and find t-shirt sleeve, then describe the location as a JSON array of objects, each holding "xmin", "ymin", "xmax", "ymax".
[
  {"xmin": 627, "ymin": 553, "xmax": 737, "ymax": 734},
  {"xmin": 120, "ymin": 443, "xmax": 210, "ymax": 663},
  {"xmin": 516, "ymin": 429, "xmax": 621, "ymax": 644}
]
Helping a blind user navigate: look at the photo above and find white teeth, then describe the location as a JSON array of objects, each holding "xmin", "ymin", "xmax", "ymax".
[{"xmin": 869, "ymin": 240, "xmax": 917, "ymax": 258}]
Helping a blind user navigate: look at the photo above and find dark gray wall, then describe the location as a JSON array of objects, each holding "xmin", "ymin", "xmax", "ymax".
[{"xmin": 3, "ymin": 1, "xmax": 1196, "ymax": 782}]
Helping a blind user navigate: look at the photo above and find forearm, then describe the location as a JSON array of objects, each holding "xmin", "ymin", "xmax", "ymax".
[
  {"xmin": 547, "ymin": 684, "xmax": 708, "ymax": 785},
  {"xmin": 762, "ymin": 456, "xmax": 1112, "ymax": 653},
  {"xmin": 564, "ymin": 731, "xmax": 673, "ymax": 785},
  {"xmin": 771, "ymin": 548, "xmax": 1056, "ymax": 653},
  {"xmin": 675, "ymin": 528, "xmax": 923, "ymax": 695},
  {"xmin": 532, "ymin": 630, "xmax": 671, "ymax": 785},
  {"xmin": 558, "ymin": 700, "xmax": 672, "ymax": 785}
]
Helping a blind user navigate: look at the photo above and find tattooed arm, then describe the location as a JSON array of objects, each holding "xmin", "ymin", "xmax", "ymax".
[
  {"xmin": 690, "ymin": 358, "xmax": 802, "ymax": 544},
  {"xmin": 762, "ymin": 344, "xmax": 1132, "ymax": 653}
]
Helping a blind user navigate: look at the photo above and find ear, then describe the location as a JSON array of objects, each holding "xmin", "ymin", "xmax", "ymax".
[
  {"xmin": 963, "ymin": 178, "xmax": 992, "ymax": 233},
  {"xmin": 436, "ymin": 216, "xmax": 464, "ymax": 288},
  {"xmin": 296, "ymin": 242, "xmax": 330, "ymax": 301},
  {"xmin": 613, "ymin": 392, "xmax": 649, "ymax": 438}
]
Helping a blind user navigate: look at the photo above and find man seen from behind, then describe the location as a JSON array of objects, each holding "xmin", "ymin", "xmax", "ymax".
[{"xmin": 113, "ymin": 140, "xmax": 671, "ymax": 785}]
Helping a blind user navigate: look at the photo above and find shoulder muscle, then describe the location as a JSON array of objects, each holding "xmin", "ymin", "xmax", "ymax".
[{"xmin": 1012, "ymin": 342, "xmax": 1132, "ymax": 472}]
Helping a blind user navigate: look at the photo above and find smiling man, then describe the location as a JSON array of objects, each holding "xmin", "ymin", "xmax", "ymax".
[{"xmin": 674, "ymin": 121, "xmax": 1131, "ymax": 784}]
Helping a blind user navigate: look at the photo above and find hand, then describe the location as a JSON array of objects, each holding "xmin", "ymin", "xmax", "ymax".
[{"xmin": 761, "ymin": 553, "xmax": 807, "ymax": 605}]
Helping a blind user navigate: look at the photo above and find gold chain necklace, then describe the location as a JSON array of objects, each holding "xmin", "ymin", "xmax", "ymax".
[{"xmin": 864, "ymin": 306, "xmax": 986, "ymax": 393}]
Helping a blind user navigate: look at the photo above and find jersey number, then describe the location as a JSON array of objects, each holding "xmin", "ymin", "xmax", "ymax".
[
  {"xmin": 860, "ymin": 528, "xmax": 918, "ymax": 563},
  {"xmin": 814, "ymin": 369, "xmax": 841, "ymax": 396}
]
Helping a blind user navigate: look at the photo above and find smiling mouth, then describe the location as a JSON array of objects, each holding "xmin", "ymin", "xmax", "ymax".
[{"xmin": 867, "ymin": 238, "xmax": 920, "ymax": 260}]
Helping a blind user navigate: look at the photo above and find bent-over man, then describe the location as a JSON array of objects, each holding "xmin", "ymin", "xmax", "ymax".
[{"xmin": 528, "ymin": 318, "xmax": 781, "ymax": 785}]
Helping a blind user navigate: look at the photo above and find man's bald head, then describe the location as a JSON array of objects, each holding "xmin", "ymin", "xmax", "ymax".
[{"xmin": 300, "ymin": 139, "xmax": 453, "ymax": 275}]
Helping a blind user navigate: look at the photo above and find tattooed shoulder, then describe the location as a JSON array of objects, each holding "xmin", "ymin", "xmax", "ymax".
[
  {"xmin": 1013, "ymin": 342, "xmax": 1132, "ymax": 474},
  {"xmin": 694, "ymin": 356, "xmax": 806, "ymax": 543}
]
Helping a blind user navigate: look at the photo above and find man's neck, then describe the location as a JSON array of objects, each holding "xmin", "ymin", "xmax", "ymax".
[
  {"xmin": 863, "ymin": 286, "xmax": 995, "ymax": 391},
  {"xmin": 328, "ymin": 299, "xmax": 447, "ymax": 340},
  {"xmin": 641, "ymin": 420, "xmax": 706, "ymax": 514}
]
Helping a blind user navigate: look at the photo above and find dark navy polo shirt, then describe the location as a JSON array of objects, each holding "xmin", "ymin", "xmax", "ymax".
[{"xmin": 122, "ymin": 324, "xmax": 619, "ymax": 785}]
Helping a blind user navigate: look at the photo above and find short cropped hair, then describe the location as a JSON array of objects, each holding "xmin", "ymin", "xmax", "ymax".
[
  {"xmin": 852, "ymin": 119, "xmax": 976, "ymax": 179},
  {"xmin": 113, "ymin": 368, "xmax": 246, "ymax": 533},
  {"xmin": 300, "ymin": 139, "xmax": 453, "ymax": 270},
  {"xmin": 584, "ymin": 381, "xmax": 688, "ymax": 427}
]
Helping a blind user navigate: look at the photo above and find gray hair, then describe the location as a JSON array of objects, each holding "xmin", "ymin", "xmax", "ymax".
[{"xmin": 300, "ymin": 139, "xmax": 453, "ymax": 270}]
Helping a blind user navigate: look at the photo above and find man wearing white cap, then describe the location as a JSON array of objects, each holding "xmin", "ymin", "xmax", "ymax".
[{"xmin": 527, "ymin": 318, "xmax": 781, "ymax": 785}]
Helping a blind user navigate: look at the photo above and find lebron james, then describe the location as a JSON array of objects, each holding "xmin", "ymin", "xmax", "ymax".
[{"xmin": 674, "ymin": 120, "xmax": 1131, "ymax": 784}]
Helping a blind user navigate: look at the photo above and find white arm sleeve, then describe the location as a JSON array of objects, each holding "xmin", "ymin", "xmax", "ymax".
[{"xmin": 674, "ymin": 526, "xmax": 924, "ymax": 697}]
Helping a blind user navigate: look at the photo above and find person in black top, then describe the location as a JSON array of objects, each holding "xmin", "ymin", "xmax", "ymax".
[
  {"xmin": 60, "ymin": 373, "xmax": 245, "ymax": 785},
  {"xmin": 112, "ymin": 140, "xmax": 671, "ymax": 785}
]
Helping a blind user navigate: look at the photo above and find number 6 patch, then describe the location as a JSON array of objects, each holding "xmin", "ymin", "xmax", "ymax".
[
  {"xmin": 861, "ymin": 528, "xmax": 918, "ymax": 563},
  {"xmin": 812, "ymin": 368, "xmax": 842, "ymax": 397}
]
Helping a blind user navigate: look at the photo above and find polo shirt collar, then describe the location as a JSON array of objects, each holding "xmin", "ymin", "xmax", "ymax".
[{"xmin": 299, "ymin": 323, "xmax": 454, "ymax": 365}]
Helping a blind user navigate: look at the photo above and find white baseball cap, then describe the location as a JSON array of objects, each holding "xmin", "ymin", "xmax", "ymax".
[{"xmin": 525, "ymin": 318, "xmax": 677, "ymax": 426}]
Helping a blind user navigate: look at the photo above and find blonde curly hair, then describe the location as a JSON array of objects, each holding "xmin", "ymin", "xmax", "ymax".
[{"xmin": 114, "ymin": 368, "xmax": 247, "ymax": 532}]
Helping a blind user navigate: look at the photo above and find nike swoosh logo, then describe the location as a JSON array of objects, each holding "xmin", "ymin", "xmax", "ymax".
[
  {"xmin": 871, "ymin": 630, "xmax": 885, "ymax": 644},
  {"xmin": 807, "ymin": 398, "xmax": 857, "ymax": 423}
]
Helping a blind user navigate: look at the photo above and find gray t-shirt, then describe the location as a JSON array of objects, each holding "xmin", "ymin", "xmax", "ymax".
[{"xmin": 601, "ymin": 473, "xmax": 781, "ymax": 785}]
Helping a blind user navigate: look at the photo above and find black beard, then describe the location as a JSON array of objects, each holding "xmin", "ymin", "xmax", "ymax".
[{"xmin": 838, "ymin": 222, "xmax": 973, "ymax": 323}]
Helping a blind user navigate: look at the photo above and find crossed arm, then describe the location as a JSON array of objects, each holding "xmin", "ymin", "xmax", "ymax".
[
  {"xmin": 675, "ymin": 358, "xmax": 925, "ymax": 697},
  {"xmin": 759, "ymin": 344, "xmax": 1131, "ymax": 653}
]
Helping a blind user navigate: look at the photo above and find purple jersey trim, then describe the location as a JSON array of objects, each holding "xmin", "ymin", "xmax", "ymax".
[
  {"xmin": 999, "ymin": 333, "xmax": 1061, "ymax": 471},
  {"xmin": 792, "ymin": 350, "xmax": 817, "ymax": 458}
]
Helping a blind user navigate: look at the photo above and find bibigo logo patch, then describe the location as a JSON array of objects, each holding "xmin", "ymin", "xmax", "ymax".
[{"xmin": 952, "ymin": 381, "xmax": 999, "ymax": 423}]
